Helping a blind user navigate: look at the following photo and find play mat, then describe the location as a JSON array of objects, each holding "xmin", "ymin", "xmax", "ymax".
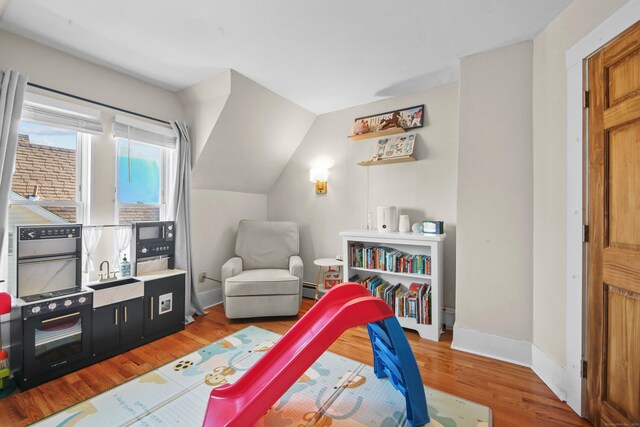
[{"xmin": 33, "ymin": 326, "xmax": 492, "ymax": 426}]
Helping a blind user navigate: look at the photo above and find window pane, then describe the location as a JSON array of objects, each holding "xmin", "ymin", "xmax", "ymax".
[
  {"xmin": 117, "ymin": 139, "xmax": 161, "ymax": 204},
  {"xmin": 13, "ymin": 122, "xmax": 78, "ymax": 203},
  {"xmin": 119, "ymin": 206, "xmax": 160, "ymax": 223}
]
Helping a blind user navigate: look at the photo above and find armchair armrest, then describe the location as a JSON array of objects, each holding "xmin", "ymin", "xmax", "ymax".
[
  {"xmin": 289, "ymin": 256, "xmax": 303, "ymax": 283},
  {"xmin": 221, "ymin": 257, "xmax": 243, "ymax": 287}
]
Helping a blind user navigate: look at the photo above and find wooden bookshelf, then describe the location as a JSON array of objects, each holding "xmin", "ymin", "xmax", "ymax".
[
  {"xmin": 357, "ymin": 155, "xmax": 416, "ymax": 166},
  {"xmin": 347, "ymin": 127, "xmax": 406, "ymax": 141}
]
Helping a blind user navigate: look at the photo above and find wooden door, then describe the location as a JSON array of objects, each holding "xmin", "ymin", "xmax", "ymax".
[{"xmin": 587, "ymin": 22, "xmax": 640, "ymax": 427}]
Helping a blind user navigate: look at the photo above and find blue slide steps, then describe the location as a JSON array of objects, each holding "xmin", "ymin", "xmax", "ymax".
[{"xmin": 367, "ymin": 318, "xmax": 430, "ymax": 427}]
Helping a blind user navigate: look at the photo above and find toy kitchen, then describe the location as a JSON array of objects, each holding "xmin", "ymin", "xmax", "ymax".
[{"xmin": 4, "ymin": 221, "xmax": 186, "ymax": 391}]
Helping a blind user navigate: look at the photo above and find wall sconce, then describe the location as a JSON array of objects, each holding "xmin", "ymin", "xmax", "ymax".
[{"xmin": 309, "ymin": 168, "xmax": 328, "ymax": 194}]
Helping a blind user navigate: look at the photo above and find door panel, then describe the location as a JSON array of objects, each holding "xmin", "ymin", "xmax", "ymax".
[
  {"xmin": 608, "ymin": 50, "xmax": 640, "ymax": 107},
  {"xmin": 607, "ymin": 122, "xmax": 640, "ymax": 248},
  {"xmin": 605, "ymin": 287, "xmax": 640, "ymax": 420},
  {"xmin": 588, "ymin": 22, "xmax": 640, "ymax": 426}
]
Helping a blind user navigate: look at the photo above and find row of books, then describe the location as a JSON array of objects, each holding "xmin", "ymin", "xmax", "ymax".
[
  {"xmin": 397, "ymin": 282, "xmax": 431, "ymax": 325},
  {"xmin": 350, "ymin": 274, "xmax": 431, "ymax": 325},
  {"xmin": 349, "ymin": 244, "xmax": 431, "ymax": 275}
]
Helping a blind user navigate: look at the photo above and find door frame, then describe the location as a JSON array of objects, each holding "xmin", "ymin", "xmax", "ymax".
[{"xmin": 565, "ymin": 1, "xmax": 640, "ymax": 417}]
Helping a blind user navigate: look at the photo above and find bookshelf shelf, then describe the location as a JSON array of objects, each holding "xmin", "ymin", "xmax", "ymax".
[
  {"xmin": 349, "ymin": 266, "xmax": 431, "ymax": 280},
  {"xmin": 347, "ymin": 127, "xmax": 406, "ymax": 141},
  {"xmin": 357, "ymin": 156, "xmax": 416, "ymax": 167},
  {"xmin": 341, "ymin": 230, "xmax": 445, "ymax": 341}
]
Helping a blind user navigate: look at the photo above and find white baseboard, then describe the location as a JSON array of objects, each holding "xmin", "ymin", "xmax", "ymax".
[
  {"xmin": 444, "ymin": 307, "xmax": 455, "ymax": 330},
  {"xmin": 531, "ymin": 344, "xmax": 568, "ymax": 402},
  {"xmin": 451, "ymin": 324, "xmax": 532, "ymax": 366},
  {"xmin": 199, "ymin": 287, "xmax": 223, "ymax": 309},
  {"xmin": 452, "ymin": 326, "xmax": 569, "ymax": 404},
  {"xmin": 302, "ymin": 281, "xmax": 317, "ymax": 299}
]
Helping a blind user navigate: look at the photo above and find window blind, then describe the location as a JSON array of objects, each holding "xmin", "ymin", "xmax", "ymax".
[
  {"xmin": 21, "ymin": 92, "xmax": 104, "ymax": 135},
  {"xmin": 113, "ymin": 115, "xmax": 176, "ymax": 149}
]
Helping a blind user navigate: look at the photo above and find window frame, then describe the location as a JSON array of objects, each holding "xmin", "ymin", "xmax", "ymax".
[
  {"xmin": 114, "ymin": 137, "xmax": 170, "ymax": 224},
  {"xmin": 8, "ymin": 126, "xmax": 90, "ymax": 224}
]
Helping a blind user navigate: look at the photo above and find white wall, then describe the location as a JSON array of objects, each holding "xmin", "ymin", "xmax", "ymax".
[
  {"xmin": 191, "ymin": 189, "xmax": 267, "ymax": 294},
  {"xmin": 268, "ymin": 83, "xmax": 459, "ymax": 308},
  {"xmin": 0, "ymin": 30, "xmax": 183, "ymax": 122},
  {"xmin": 190, "ymin": 70, "xmax": 316, "ymax": 194},
  {"xmin": 532, "ymin": 0, "xmax": 629, "ymax": 367},
  {"xmin": 0, "ymin": 29, "xmax": 185, "ymax": 281},
  {"xmin": 454, "ymin": 41, "xmax": 533, "ymax": 343},
  {"xmin": 178, "ymin": 70, "xmax": 230, "ymax": 165}
]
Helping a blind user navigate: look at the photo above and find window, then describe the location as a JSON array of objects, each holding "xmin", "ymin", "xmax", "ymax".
[
  {"xmin": 116, "ymin": 138, "xmax": 166, "ymax": 223},
  {"xmin": 2, "ymin": 92, "xmax": 100, "ymax": 288},
  {"xmin": 9, "ymin": 121, "xmax": 86, "ymax": 231},
  {"xmin": 113, "ymin": 116, "xmax": 176, "ymax": 224}
]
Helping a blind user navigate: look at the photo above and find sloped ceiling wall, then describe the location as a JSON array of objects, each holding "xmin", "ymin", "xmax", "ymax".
[
  {"xmin": 179, "ymin": 70, "xmax": 231, "ymax": 165},
  {"xmin": 187, "ymin": 70, "xmax": 316, "ymax": 193}
]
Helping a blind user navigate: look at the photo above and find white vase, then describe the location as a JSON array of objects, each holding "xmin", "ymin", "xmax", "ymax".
[{"xmin": 398, "ymin": 215, "xmax": 410, "ymax": 233}]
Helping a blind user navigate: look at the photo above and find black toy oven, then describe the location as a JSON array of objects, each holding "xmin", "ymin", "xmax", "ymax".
[{"xmin": 19, "ymin": 293, "xmax": 93, "ymax": 389}]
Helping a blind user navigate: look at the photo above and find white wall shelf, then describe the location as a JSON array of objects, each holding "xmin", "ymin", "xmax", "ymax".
[{"xmin": 341, "ymin": 230, "xmax": 445, "ymax": 341}]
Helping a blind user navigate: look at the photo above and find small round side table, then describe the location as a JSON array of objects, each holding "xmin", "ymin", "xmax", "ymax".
[{"xmin": 314, "ymin": 258, "xmax": 343, "ymax": 300}]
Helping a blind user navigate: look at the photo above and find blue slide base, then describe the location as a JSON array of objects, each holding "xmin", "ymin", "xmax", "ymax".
[{"xmin": 367, "ymin": 318, "xmax": 430, "ymax": 427}]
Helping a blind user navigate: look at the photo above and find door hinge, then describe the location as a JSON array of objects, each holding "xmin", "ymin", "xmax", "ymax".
[
  {"xmin": 581, "ymin": 360, "xmax": 587, "ymax": 379},
  {"xmin": 583, "ymin": 225, "xmax": 589, "ymax": 243},
  {"xmin": 583, "ymin": 90, "xmax": 590, "ymax": 109}
]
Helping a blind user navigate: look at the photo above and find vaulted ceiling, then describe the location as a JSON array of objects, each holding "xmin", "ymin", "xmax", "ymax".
[{"xmin": 0, "ymin": 0, "xmax": 571, "ymax": 114}]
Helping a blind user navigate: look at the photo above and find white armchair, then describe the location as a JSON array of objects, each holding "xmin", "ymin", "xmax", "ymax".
[{"xmin": 222, "ymin": 220, "xmax": 303, "ymax": 319}]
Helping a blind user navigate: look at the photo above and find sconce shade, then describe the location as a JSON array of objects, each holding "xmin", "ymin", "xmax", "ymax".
[{"xmin": 309, "ymin": 168, "xmax": 329, "ymax": 183}]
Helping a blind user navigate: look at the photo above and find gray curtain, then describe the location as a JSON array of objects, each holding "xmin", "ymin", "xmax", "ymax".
[
  {"xmin": 170, "ymin": 121, "xmax": 204, "ymax": 322},
  {"xmin": 0, "ymin": 70, "xmax": 27, "ymax": 251}
]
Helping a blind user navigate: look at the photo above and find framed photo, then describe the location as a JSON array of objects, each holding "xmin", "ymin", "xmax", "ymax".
[{"xmin": 352, "ymin": 104, "xmax": 425, "ymax": 136}]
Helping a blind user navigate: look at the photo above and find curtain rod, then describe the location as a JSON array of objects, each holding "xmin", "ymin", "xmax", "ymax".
[
  {"xmin": 26, "ymin": 82, "xmax": 171, "ymax": 126},
  {"xmin": 82, "ymin": 224, "xmax": 133, "ymax": 229}
]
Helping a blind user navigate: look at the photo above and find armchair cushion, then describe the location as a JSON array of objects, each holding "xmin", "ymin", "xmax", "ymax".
[
  {"xmin": 235, "ymin": 220, "xmax": 299, "ymax": 270},
  {"xmin": 225, "ymin": 269, "xmax": 299, "ymax": 297}
]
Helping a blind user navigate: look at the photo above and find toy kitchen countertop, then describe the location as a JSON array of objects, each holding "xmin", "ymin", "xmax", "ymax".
[
  {"xmin": 134, "ymin": 268, "xmax": 186, "ymax": 282},
  {"xmin": 84, "ymin": 268, "xmax": 187, "ymax": 286}
]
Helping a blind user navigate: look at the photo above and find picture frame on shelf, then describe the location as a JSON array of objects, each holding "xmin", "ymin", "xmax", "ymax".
[
  {"xmin": 372, "ymin": 133, "xmax": 416, "ymax": 161},
  {"xmin": 350, "ymin": 104, "xmax": 425, "ymax": 137}
]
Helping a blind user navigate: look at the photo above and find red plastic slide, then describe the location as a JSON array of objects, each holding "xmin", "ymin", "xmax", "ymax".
[{"xmin": 203, "ymin": 283, "xmax": 395, "ymax": 427}]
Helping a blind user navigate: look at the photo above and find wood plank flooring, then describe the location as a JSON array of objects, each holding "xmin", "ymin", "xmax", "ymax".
[{"xmin": 0, "ymin": 299, "xmax": 592, "ymax": 426}]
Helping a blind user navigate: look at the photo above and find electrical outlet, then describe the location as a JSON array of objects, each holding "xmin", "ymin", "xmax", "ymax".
[{"xmin": 198, "ymin": 272, "xmax": 207, "ymax": 283}]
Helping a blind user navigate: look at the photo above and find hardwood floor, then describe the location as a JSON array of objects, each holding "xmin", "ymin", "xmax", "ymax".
[{"xmin": 0, "ymin": 298, "xmax": 591, "ymax": 426}]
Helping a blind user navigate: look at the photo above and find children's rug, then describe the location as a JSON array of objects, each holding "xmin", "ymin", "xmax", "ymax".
[{"xmin": 34, "ymin": 326, "xmax": 492, "ymax": 426}]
